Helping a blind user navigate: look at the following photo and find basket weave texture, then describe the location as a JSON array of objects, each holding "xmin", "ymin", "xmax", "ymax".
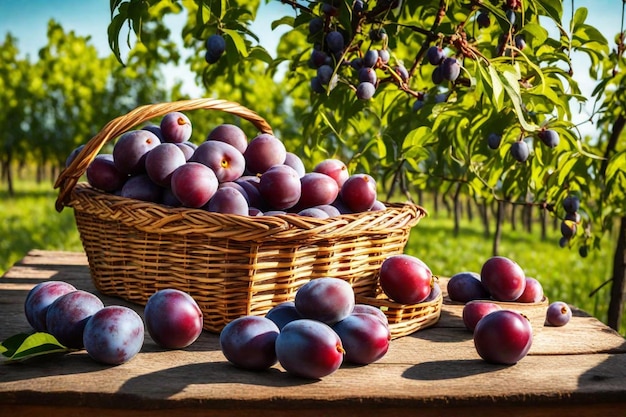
[
  {"xmin": 356, "ymin": 290, "xmax": 443, "ymax": 339},
  {"xmin": 55, "ymin": 98, "xmax": 428, "ymax": 333}
]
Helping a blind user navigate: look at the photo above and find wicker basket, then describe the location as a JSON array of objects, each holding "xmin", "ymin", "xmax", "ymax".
[
  {"xmin": 356, "ymin": 285, "xmax": 443, "ymax": 339},
  {"xmin": 54, "ymin": 98, "xmax": 427, "ymax": 333}
]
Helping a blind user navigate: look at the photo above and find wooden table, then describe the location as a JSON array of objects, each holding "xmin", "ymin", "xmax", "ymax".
[{"xmin": 1, "ymin": 250, "xmax": 625, "ymax": 417}]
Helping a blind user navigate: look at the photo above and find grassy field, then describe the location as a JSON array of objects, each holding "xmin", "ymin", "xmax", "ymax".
[
  {"xmin": 1, "ymin": 178, "xmax": 623, "ymax": 335},
  {"xmin": 1, "ymin": 179, "xmax": 83, "ymax": 273}
]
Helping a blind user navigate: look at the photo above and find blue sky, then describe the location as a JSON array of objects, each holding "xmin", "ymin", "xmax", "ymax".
[
  {"xmin": 0, "ymin": 0, "xmax": 622, "ymax": 133},
  {"xmin": 0, "ymin": 0, "xmax": 293, "ymax": 95}
]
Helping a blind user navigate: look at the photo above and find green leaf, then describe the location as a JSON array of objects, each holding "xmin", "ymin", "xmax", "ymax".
[
  {"xmin": 488, "ymin": 65, "xmax": 505, "ymax": 111},
  {"xmin": 1, "ymin": 332, "xmax": 69, "ymax": 362},
  {"xmin": 247, "ymin": 46, "xmax": 273, "ymax": 64},
  {"xmin": 108, "ymin": 13, "xmax": 128, "ymax": 65},
  {"xmin": 605, "ymin": 150, "xmax": 626, "ymax": 180},
  {"xmin": 196, "ymin": 0, "xmax": 209, "ymax": 31},
  {"xmin": 222, "ymin": 28, "xmax": 248, "ymax": 58},
  {"xmin": 540, "ymin": 0, "xmax": 563, "ymax": 24},
  {"xmin": 499, "ymin": 70, "xmax": 537, "ymax": 132},
  {"xmin": 521, "ymin": 23, "xmax": 548, "ymax": 45},
  {"xmin": 208, "ymin": 0, "xmax": 223, "ymax": 20},
  {"xmin": 110, "ymin": 0, "xmax": 124, "ymax": 16},
  {"xmin": 574, "ymin": 24, "xmax": 609, "ymax": 47},
  {"xmin": 571, "ymin": 7, "xmax": 588, "ymax": 30},
  {"xmin": 272, "ymin": 16, "xmax": 295, "ymax": 30}
]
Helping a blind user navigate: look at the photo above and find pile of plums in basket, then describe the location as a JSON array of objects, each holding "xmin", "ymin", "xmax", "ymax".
[{"xmin": 69, "ymin": 111, "xmax": 387, "ymax": 218}]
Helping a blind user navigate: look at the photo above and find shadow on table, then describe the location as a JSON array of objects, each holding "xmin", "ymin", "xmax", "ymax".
[
  {"xmin": 577, "ymin": 337, "xmax": 626, "ymax": 396},
  {"xmin": 406, "ymin": 309, "xmax": 473, "ymax": 344},
  {"xmin": 0, "ymin": 351, "xmax": 109, "ymax": 383},
  {"xmin": 118, "ymin": 360, "xmax": 316, "ymax": 399},
  {"xmin": 402, "ymin": 358, "xmax": 506, "ymax": 381}
]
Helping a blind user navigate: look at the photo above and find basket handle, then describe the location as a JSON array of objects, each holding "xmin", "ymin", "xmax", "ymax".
[{"xmin": 54, "ymin": 98, "xmax": 274, "ymax": 212}]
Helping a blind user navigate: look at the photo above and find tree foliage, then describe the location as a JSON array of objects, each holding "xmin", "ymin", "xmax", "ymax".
[
  {"xmin": 0, "ymin": 19, "xmax": 171, "ymax": 193},
  {"xmin": 107, "ymin": 0, "xmax": 621, "ymax": 253}
]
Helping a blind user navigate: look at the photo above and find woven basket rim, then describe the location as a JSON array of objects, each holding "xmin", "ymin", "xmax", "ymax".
[
  {"xmin": 69, "ymin": 182, "xmax": 427, "ymax": 241},
  {"xmin": 54, "ymin": 98, "xmax": 275, "ymax": 212}
]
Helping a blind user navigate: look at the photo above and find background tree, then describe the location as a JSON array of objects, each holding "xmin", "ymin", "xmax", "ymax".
[
  {"xmin": 0, "ymin": 18, "xmax": 175, "ymax": 194},
  {"xmin": 0, "ymin": 34, "xmax": 32, "ymax": 195}
]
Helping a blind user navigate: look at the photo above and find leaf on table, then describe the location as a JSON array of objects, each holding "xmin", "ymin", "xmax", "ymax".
[{"xmin": 1, "ymin": 332, "xmax": 70, "ymax": 363}]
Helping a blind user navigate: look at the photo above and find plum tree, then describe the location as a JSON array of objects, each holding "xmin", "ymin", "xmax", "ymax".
[{"xmin": 87, "ymin": 0, "xmax": 626, "ymax": 331}]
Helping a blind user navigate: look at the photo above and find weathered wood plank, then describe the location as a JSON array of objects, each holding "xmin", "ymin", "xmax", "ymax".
[{"xmin": 1, "ymin": 250, "xmax": 625, "ymax": 417}]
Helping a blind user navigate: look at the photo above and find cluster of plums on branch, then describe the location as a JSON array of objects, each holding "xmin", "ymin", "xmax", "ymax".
[
  {"xmin": 220, "ymin": 277, "xmax": 391, "ymax": 379},
  {"xmin": 204, "ymin": 34, "xmax": 226, "ymax": 64},
  {"xmin": 23, "ymin": 281, "xmax": 204, "ymax": 365},
  {"xmin": 486, "ymin": 127, "xmax": 562, "ymax": 163},
  {"xmin": 72, "ymin": 111, "xmax": 388, "ymax": 218},
  {"xmin": 559, "ymin": 195, "xmax": 582, "ymax": 249},
  {"xmin": 447, "ymin": 255, "xmax": 572, "ymax": 365},
  {"xmin": 305, "ymin": 0, "xmax": 411, "ymax": 101}
]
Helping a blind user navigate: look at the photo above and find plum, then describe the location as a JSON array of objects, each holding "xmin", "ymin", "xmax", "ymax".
[
  {"xmin": 447, "ymin": 271, "xmax": 490, "ymax": 303},
  {"xmin": 284, "ymin": 152, "xmax": 306, "ymax": 178},
  {"xmin": 275, "ymin": 319, "xmax": 344, "ymax": 379},
  {"xmin": 296, "ymin": 172, "xmax": 340, "ymax": 209},
  {"xmin": 265, "ymin": 301, "xmax": 302, "ymax": 330},
  {"xmin": 160, "ymin": 111, "xmax": 192, "ymax": 143},
  {"xmin": 244, "ymin": 133, "xmax": 286, "ymax": 175},
  {"xmin": 145, "ymin": 143, "xmax": 187, "ymax": 187},
  {"xmin": 473, "ymin": 309, "xmax": 533, "ymax": 365},
  {"xmin": 426, "ymin": 46, "xmax": 445, "ymax": 65},
  {"xmin": 546, "ymin": 301, "xmax": 572, "ymax": 327},
  {"xmin": 46, "ymin": 290, "xmax": 104, "ymax": 349},
  {"xmin": 206, "ymin": 186, "xmax": 249, "ymax": 216},
  {"xmin": 462, "ymin": 300, "xmax": 502, "ymax": 332},
  {"xmin": 220, "ymin": 315, "xmax": 279, "ymax": 370},
  {"xmin": 379, "ymin": 254, "xmax": 433, "ymax": 304},
  {"xmin": 511, "ymin": 140, "xmax": 530, "ymax": 162},
  {"xmin": 83, "ymin": 305, "xmax": 144, "ymax": 365},
  {"xmin": 356, "ymin": 82, "xmax": 376, "ymax": 100},
  {"xmin": 259, "ymin": 164, "xmax": 301, "ymax": 210},
  {"xmin": 144, "ymin": 289, "xmax": 203, "ymax": 349},
  {"xmin": 86, "ymin": 154, "xmax": 127, "ymax": 192},
  {"xmin": 171, "ymin": 162, "xmax": 219, "ymax": 208},
  {"xmin": 515, "ymin": 277, "xmax": 544, "ymax": 303},
  {"xmin": 190, "ymin": 140, "xmax": 246, "ymax": 183},
  {"xmin": 340, "ymin": 174, "xmax": 377, "ymax": 212},
  {"xmin": 332, "ymin": 313, "xmax": 390, "ymax": 365},
  {"xmin": 206, "ymin": 123, "xmax": 248, "ymax": 153},
  {"xmin": 352, "ymin": 304, "xmax": 389, "ymax": 325},
  {"xmin": 120, "ymin": 174, "xmax": 162, "ymax": 203},
  {"xmin": 480, "ymin": 256, "xmax": 526, "ymax": 301},
  {"xmin": 314, "ymin": 159, "xmax": 349, "ymax": 187},
  {"xmin": 294, "ymin": 277, "xmax": 355, "ymax": 325},
  {"xmin": 24, "ymin": 280, "xmax": 77, "ymax": 332},
  {"xmin": 113, "ymin": 129, "xmax": 161, "ymax": 175}
]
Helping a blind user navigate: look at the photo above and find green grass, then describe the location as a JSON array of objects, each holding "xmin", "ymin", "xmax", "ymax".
[
  {"xmin": 1, "ymin": 179, "xmax": 623, "ymax": 336},
  {"xmin": 0, "ymin": 179, "xmax": 83, "ymax": 274}
]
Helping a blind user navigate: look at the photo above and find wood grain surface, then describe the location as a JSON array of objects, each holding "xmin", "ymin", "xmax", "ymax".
[{"xmin": 1, "ymin": 250, "xmax": 625, "ymax": 417}]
